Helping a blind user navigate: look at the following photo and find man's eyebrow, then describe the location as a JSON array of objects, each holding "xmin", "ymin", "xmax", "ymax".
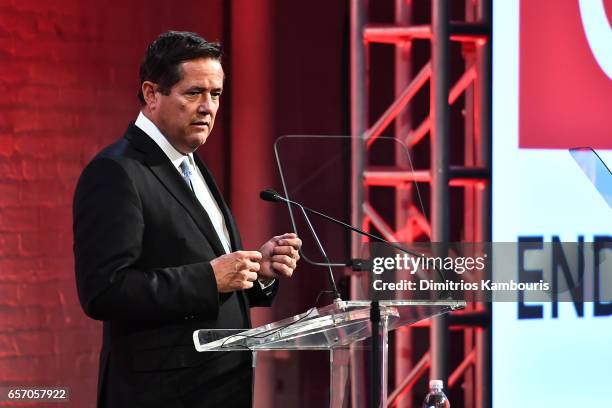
[{"xmin": 185, "ymin": 86, "xmax": 223, "ymax": 93}]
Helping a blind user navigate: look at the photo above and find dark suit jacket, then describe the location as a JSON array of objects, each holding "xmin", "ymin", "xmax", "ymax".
[{"xmin": 73, "ymin": 123, "xmax": 277, "ymax": 407}]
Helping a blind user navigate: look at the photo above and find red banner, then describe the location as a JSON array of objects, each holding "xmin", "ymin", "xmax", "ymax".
[{"xmin": 519, "ymin": 0, "xmax": 612, "ymax": 149}]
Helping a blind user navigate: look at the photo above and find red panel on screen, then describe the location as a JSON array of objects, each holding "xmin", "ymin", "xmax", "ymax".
[{"xmin": 519, "ymin": 0, "xmax": 612, "ymax": 149}]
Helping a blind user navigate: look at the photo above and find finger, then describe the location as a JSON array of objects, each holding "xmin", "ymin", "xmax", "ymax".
[
  {"xmin": 274, "ymin": 233, "xmax": 297, "ymax": 242},
  {"xmin": 273, "ymin": 246, "xmax": 300, "ymax": 262},
  {"xmin": 238, "ymin": 280, "xmax": 254, "ymax": 290},
  {"xmin": 278, "ymin": 237, "xmax": 302, "ymax": 249},
  {"xmin": 237, "ymin": 250, "xmax": 262, "ymax": 261},
  {"xmin": 246, "ymin": 271, "xmax": 258, "ymax": 282},
  {"xmin": 271, "ymin": 254, "xmax": 294, "ymax": 267},
  {"xmin": 239, "ymin": 270, "xmax": 258, "ymax": 282},
  {"xmin": 272, "ymin": 246, "xmax": 294, "ymax": 256},
  {"xmin": 233, "ymin": 258, "xmax": 252, "ymax": 272},
  {"xmin": 287, "ymin": 247, "xmax": 299, "ymax": 260},
  {"xmin": 272, "ymin": 261, "xmax": 294, "ymax": 277},
  {"xmin": 244, "ymin": 259, "xmax": 261, "ymax": 272},
  {"xmin": 276, "ymin": 232, "xmax": 296, "ymax": 239}
]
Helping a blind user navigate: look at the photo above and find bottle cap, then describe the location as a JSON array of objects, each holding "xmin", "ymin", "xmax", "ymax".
[{"xmin": 429, "ymin": 380, "xmax": 444, "ymax": 389}]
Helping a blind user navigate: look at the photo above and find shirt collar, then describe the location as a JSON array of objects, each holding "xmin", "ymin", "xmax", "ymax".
[{"xmin": 134, "ymin": 111, "xmax": 195, "ymax": 170}]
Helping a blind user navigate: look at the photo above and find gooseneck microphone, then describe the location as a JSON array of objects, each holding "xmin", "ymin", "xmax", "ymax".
[
  {"xmin": 259, "ymin": 189, "xmax": 448, "ymax": 284},
  {"xmin": 260, "ymin": 189, "xmax": 342, "ymax": 301},
  {"xmin": 259, "ymin": 189, "xmax": 284, "ymax": 203},
  {"xmin": 260, "ymin": 189, "xmax": 425, "ymax": 258}
]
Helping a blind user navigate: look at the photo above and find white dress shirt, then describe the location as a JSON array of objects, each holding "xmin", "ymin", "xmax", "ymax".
[{"xmin": 134, "ymin": 112, "xmax": 232, "ymax": 254}]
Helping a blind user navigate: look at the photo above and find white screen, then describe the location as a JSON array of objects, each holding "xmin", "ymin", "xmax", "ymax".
[{"xmin": 492, "ymin": 1, "xmax": 612, "ymax": 406}]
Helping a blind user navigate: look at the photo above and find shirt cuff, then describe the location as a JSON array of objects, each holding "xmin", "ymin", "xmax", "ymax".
[{"xmin": 258, "ymin": 278, "xmax": 276, "ymax": 290}]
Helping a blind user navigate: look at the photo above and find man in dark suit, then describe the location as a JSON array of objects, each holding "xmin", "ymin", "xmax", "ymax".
[{"xmin": 73, "ymin": 31, "xmax": 301, "ymax": 407}]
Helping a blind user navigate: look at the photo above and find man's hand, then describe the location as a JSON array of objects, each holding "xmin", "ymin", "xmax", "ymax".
[
  {"xmin": 259, "ymin": 233, "xmax": 302, "ymax": 280},
  {"xmin": 210, "ymin": 251, "xmax": 262, "ymax": 292}
]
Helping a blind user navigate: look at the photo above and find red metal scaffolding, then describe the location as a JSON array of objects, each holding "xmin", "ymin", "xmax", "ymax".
[{"xmin": 349, "ymin": 0, "xmax": 492, "ymax": 407}]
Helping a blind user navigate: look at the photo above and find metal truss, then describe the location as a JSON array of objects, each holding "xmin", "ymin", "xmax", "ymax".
[{"xmin": 350, "ymin": 0, "xmax": 491, "ymax": 407}]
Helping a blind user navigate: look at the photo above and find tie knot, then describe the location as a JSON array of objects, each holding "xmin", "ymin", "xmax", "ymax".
[
  {"xmin": 179, "ymin": 158, "xmax": 194, "ymax": 192},
  {"xmin": 180, "ymin": 158, "xmax": 192, "ymax": 178}
]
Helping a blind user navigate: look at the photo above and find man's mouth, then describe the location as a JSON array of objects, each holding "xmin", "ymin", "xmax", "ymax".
[{"xmin": 191, "ymin": 121, "xmax": 209, "ymax": 127}]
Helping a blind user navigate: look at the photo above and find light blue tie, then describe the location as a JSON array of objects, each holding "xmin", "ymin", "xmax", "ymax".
[
  {"xmin": 179, "ymin": 158, "xmax": 194, "ymax": 192},
  {"xmin": 179, "ymin": 157, "xmax": 233, "ymax": 253}
]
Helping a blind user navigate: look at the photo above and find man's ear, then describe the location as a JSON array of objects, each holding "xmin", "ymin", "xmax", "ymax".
[{"xmin": 141, "ymin": 81, "xmax": 159, "ymax": 110}]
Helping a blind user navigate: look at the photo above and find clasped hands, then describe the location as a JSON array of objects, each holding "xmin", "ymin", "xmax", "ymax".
[{"xmin": 211, "ymin": 233, "xmax": 302, "ymax": 293}]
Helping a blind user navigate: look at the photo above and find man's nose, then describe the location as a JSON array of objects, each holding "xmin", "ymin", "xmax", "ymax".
[{"xmin": 197, "ymin": 95, "xmax": 213, "ymax": 114}]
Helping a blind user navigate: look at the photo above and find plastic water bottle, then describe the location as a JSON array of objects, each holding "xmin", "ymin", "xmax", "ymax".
[{"xmin": 422, "ymin": 380, "xmax": 450, "ymax": 408}]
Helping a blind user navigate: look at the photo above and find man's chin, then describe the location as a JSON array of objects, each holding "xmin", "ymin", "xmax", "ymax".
[{"xmin": 186, "ymin": 133, "xmax": 208, "ymax": 151}]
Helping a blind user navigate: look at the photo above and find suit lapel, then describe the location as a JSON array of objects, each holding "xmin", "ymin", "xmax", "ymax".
[
  {"xmin": 124, "ymin": 124, "xmax": 226, "ymax": 257},
  {"xmin": 194, "ymin": 155, "xmax": 252, "ymax": 324},
  {"xmin": 193, "ymin": 155, "xmax": 242, "ymax": 252}
]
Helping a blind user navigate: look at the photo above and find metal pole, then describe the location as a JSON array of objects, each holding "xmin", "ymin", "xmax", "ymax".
[
  {"xmin": 351, "ymin": 0, "xmax": 368, "ymax": 239},
  {"xmin": 463, "ymin": 2, "xmax": 477, "ymax": 407},
  {"xmin": 394, "ymin": 1, "xmax": 413, "ymax": 406},
  {"xmin": 430, "ymin": 0, "xmax": 451, "ymax": 384},
  {"xmin": 371, "ymin": 301, "xmax": 381, "ymax": 407},
  {"xmin": 350, "ymin": 0, "xmax": 368, "ymax": 406},
  {"xmin": 476, "ymin": 1, "xmax": 492, "ymax": 407},
  {"xmin": 350, "ymin": 0, "xmax": 367, "ymax": 268}
]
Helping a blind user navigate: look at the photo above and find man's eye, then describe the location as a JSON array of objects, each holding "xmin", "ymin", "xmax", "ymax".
[
  {"xmin": 187, "ymin": 91, "xmax": 200, "ymax": 96},
  {"xmin": 212, "ymin": 92, "xmax": 221, "ymax": 99}
]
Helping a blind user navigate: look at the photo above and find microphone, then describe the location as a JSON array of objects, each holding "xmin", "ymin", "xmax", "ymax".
[
  {"xmin": 259, "ymin": 189, "xmax": 283, "ymax": 203},
  {"xmin": 260, "ymin": 189, "xmax": 342, "ymax": 301},
  {"xmin": 260, "ymin": 189, "xmax": 448, "ymax": 283}
]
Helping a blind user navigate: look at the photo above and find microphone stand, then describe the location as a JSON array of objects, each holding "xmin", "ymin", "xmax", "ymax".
[
  {"xmin": 296, "ymin": 204, "xmax": 343, "ymax": 303},
  {"xmin": 260, "ymin": 189, "xmax": 343, "ymax": 305},
  {"xmin": 260, "ymin": 189, "xmax": 448, "ymax": 282},
  {"xmin": 261, "ymin": 189, "xmax": 447, "ymax": 408},
  {"xmin": 284, "ymin": 194, "xmax": 381, "ymax": 405}
]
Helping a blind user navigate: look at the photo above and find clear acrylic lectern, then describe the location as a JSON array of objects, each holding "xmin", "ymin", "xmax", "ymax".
[{"xmin": 194, "ymin": 299, "xmax": 465, "ymax": 407}]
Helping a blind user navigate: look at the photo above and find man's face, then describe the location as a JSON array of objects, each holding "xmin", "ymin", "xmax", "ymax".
[{"xmin": 150, "ymin": 58, "xmax": 224, "ymax": 154}]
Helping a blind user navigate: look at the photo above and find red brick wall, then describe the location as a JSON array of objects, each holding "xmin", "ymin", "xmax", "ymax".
[
  {"xmin": 0, "ymin": 2, "xmax": 224, "ymax": 406},
  {"xmin": 1, "ymin": 1, "xmax": 351, "ymax": 406}
]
